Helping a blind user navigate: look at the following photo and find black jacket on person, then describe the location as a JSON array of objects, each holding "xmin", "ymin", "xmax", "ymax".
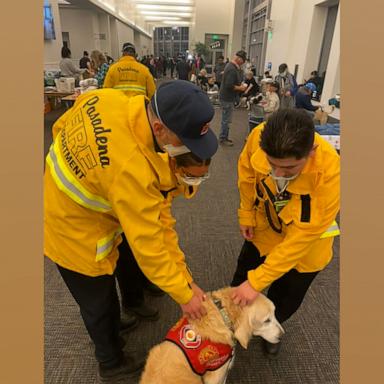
[
  {"xmin": 219, "ymin": 62, "xmax": 242, "ymax": 102},
  {"xmin": 79, "ymin": 56, "xmax": 90, "ymax": 69},
  {"xmin": 176, "ymin": 60, "xmax": 191, "ymax": 81}
]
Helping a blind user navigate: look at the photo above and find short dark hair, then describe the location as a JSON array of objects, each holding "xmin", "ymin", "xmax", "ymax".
[
  {"xmin": 61, "ymin": 46, "xmax": 71, "ymax": 58},
  {"xmin": 83, "ymin": 51, "xmax": 89, "ymax": 56},
  {"xmin": 174, "ymin": 152, "xmax": 211, "ymax": 167},
  {"xmin": 260, "ymin": 109, "xmax": 315, "ymax": 159},
  {"xmin": 278, "ymin": 63, "xmax": 288, "ymax": 73},
  {"xmin": 311, "ymin": 70, "xmax": 318, "ymax": 76}
]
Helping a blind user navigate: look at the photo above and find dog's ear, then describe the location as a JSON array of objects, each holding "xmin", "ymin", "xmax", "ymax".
[{"xmin": 234, "ymin": 311, "xmax": 253, "ymax": 349}]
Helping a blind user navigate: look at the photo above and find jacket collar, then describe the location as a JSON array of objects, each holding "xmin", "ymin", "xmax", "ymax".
[
  {"xmin": 119, "ymin": 55, "xmax": 136, "ymax": 63},
  {"xmin": 250, "ymin": 134, "xmax": 324, "ymax": 195}
]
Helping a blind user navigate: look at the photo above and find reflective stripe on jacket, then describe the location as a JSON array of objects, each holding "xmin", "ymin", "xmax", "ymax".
[
  {"xmin": 238, "ymin": 124, "xmax": 340, "ymax": 292},
  {"xmin": 103, "ymin": 56, "xmax": 156, "ymax": 99},
  {"xmin": 44, "ymin": 89, "xmax": 193, "ymax": 304}
]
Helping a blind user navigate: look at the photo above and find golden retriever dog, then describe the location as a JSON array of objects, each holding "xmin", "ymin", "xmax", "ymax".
[{"xmin": 140, "ymin": 288, "xmax": 284, "ymax": 384}]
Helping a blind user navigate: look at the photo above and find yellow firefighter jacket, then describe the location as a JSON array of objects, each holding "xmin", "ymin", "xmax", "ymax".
[
  {"xmin": 44, "ymin": 89, "xmax": 194, "ymax": 305},
  {"xmin": 238, "ymin": 124, "xmax": 340, "ymax": 292},
  {"xmin": 103, "ymin": 56, "xmax": 156, "ymax": 99}
]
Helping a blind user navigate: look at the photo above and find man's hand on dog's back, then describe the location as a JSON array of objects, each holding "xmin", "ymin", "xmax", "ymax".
[
  {"xmin": 181, "ymin": 282, "xmax": 207, "ymax": 320},
  {"xmin": 232, "ymin": 280, "xmax": 260, "ymax": 306}
]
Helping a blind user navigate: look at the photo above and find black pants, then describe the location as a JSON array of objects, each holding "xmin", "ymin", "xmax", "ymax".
[
  {"xmin": 56, "ymin": 264, "xmax": 123, "ymax": 368},
  {"xmin": 231, "ymin": 241, "xmax": 319, "ymax": 323},
  {"xmin": 115, "ymin": 233, "xmax": 147, "ymax": 308}
]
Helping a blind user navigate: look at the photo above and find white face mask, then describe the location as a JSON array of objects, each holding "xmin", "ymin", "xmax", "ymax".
[
  {"xmin": 163, "ymin": 144, "xmax": 191, "ymax": 158},
  {"xmin": 175, "ymin": 172, "xmax": 209, "ymax": 186},
  {"xmin": 270, "ymin": 169, "xmax": 299, "ymax": 192}
]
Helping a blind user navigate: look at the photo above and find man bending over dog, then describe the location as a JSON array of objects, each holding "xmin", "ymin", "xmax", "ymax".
[
  {"xmin": 231, "ymin": 108, "xmax": 340, "ymax": 357},
  {"xmin": 44, "ymin": 80, "xmax": 218, "ymax": 382}
]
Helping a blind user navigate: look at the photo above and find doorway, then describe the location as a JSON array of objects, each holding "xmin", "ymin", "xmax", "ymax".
[{"xmin": 62, "ymin": 32, "xmax": 70, "ymax": 50}]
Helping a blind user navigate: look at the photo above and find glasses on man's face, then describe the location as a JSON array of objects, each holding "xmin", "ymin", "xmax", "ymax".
[{"xmin": 179, "ymin": 168, "xmax": 210, "ymax": 182}]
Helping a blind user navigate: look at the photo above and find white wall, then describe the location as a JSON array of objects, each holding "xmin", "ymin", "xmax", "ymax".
[
  {"xmin": 264, "ymin": 0, "xmax": 296, "ymax": 76},
  {"xmin": 98, "ymin": 13, "xmax": 111, "ymax": 55},
  {"xmin": 59, "ymin": 7, "xmax": 95, "ymax": 63},
  {"xmin": 44, "ymin": 2, "xmax": 153, "ymax": 70},
  {"xmin": 192, "ymin": 0, "xmax": 236, "ymax": 54},
  {"xmin": 116, "ymin": 19, "xmax": 134, "ymax": 54},
  {"xmin": 231, "ymin": 0, "xmax": 246, "ymax": 56},
  {"xmin": 264, "ymin": 0, "xmax": 340, "ymax": 101},
  {"xmin": 302, "ymin": 5, "xmax": 328, "ymax": 81},
  {"xmin": 320, "ymin": 5, "xmax": 340, "ymax": 104},
  {"xmin": 44, "ymin": 0, "xmax": 63, "ymax": 70}
]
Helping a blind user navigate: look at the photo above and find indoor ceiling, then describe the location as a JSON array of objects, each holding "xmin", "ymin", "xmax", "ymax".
[
  {"xmin": 131, "ymin": 0, "xmax": 195, "ymax": 26},
  {"xmin": 59, "ymin": 0, "xmax": 196, "ymax": 30}
]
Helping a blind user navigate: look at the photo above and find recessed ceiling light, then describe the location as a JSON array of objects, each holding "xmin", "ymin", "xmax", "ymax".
[
  {"xmin": 137, "ymin": 4, "xmax": 193, "ymax": 11},
  {"xmin": 144, "ymin": 16, "xmax": 181, "ymax": 20},
  {"xmin": 140, "ymin": 11, "xmax": 192, "ymax": 17},
  {"xmin": 163, "ymin": 20, "xmax": 190, "ymax": 25},
  {"xmin": 135, "ymin": 0, "xmax": 193, "ymax": 4}
]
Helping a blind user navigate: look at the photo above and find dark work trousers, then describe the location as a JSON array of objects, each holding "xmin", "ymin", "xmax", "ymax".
[
  {"xmin": 231, "ymin": 241, "xmax": 319, "ymax": 323},
  {"xmin": 56, "ymin": 264, "xmax": 123, "ymax": 368},
  {"xmin": 115, "ymin": 233, "xmax": 146, "ymax": 308}
]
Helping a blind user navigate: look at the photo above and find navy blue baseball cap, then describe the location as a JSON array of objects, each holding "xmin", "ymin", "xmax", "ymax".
[{"xmin": 151, "ymin": 80, "xmax": 218, "ymax": 160}]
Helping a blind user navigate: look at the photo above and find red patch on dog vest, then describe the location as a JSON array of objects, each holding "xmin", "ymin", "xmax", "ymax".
[{"xmin": 165, "ymin": 317, "xmax": 233, "ymax": 376}]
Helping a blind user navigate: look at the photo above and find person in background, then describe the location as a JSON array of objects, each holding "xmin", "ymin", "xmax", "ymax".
[
  {"xmin": 218, "ymin": 50, "xmax": 248, "ymax": 146},
  {"xmin": 104, "ymin": 53, "xmax": 114, "ymax": 65},
  {"xmin": 59, "ymin": 46, "xmax": 82, "ymax": 81},
  {"xmin": 197, "ymin": 69, "xmax": 209, "ymax": 92},
  {"xmin": 295, "ymin": 82, "xmax": 320, "ymax": 117},
  {"xmin": 90, "ymin": 50, "xmax": 110, "ymax": 88},
  {"xmin": 214, "ymin": 55, "xmax": 226, "ymax": 89},
  {"xmin": 231, "ymin": 108, "xmax": 340, "ymax": 359},
  {"xmin": 261, "ymin": 80, "xmax": 280, "ymax": 119},
  {"xmin": 170, "ymin": 56, "xmax": 176, "ymax": 78},
  {"xmin": 305, "ymin": 70, "xmax": 323, "ymax": 100},
  {"xmin": 176, "ymin": 55, "xmax": 191, "ymax": 81},
  {"xmin": 103, "ymin": 42, "xmax": 155, "ymax": 99},
  {"xmin": 275, "ymin": 63, "xmax": 297, "ymax": 109},
  {"xmin": 263, "ymin": 71, "xmax": 273, "ymax": 79},
  {"xmin": 207, "ymin": 76, "xmax": 219, "ymax": 92},
  {"xmin": 195, "ymin": 54, "xmax": 205, "ymax": 72},
  {"xmin": 148, "ymin": 55, "xmax": 157, "ymax": 79},
  {"xmin": 79, "ymin": 51, "xmax": 91, "ymax": 70},
  {"xmin": 240, "ymin": 70, "xmax": 260, "ymax": 109}
]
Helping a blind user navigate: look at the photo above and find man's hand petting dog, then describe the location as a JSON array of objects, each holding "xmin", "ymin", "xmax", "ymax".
[
  {"xmin": 180, "ymin": 282, "xmax": 207, "ymax": 320},
  {"xmin": 231, "ymin": 280, "xmax": 260, "ymax": 307}
]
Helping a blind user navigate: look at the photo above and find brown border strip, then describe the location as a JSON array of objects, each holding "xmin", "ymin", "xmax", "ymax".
[
  {"xmin": 0, "ymin": 2, "xmax": 44, "ymax": 383},
  {"xmin": 341, "ymin": 1, "xmax": 384, "ymax": 383}
]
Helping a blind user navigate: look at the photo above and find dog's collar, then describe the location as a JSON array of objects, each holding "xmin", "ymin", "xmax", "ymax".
[{"xmin": 211, "ymin": 297, "xmax": 236, "ymax": 338}]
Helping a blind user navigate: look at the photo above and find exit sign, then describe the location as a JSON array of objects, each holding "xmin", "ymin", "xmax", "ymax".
[{"xmin": 210, "ymin": 41, "xmax": 221, "ymax": 49}]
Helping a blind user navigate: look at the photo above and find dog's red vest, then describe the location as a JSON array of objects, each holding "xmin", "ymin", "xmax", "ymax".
[{"xmin": 165, "ymin": 317, "xmax": 234, "ymax": 376}]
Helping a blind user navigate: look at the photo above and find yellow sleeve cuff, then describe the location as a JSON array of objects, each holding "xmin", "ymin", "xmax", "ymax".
[
  {"xmin": 238, "ymin": 208, "xmax": 256, "ymax": 227},
  {"xmin": 247, "ymin": 268, "xmax": 271, "ymax": 292}
]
